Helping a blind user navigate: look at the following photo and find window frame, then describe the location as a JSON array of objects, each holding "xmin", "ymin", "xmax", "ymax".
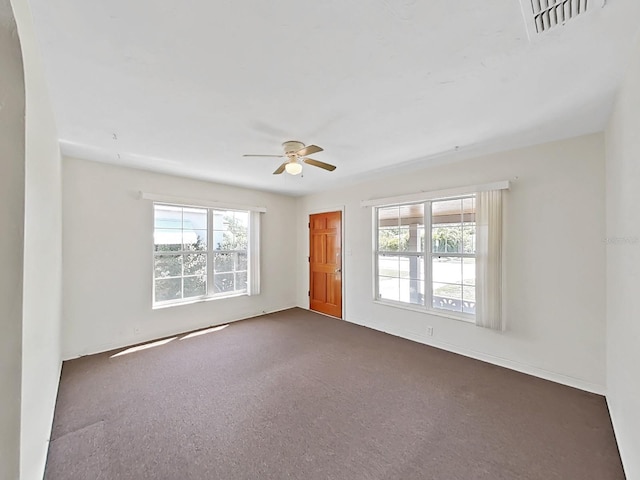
[
  {"xmin": 373, "ymin": 195, "xmax": 477, "ymax": 323},
  {"xmin": 152, "ymin": 202, "xmax": 253, "ymax": 308}
]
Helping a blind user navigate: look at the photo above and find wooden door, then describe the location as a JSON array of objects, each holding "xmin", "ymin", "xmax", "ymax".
[{"xmin": 309, "ymin": 211, "xmax": 342, "ymax": 318}]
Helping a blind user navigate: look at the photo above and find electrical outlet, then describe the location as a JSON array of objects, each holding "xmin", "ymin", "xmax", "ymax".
[{"xmin": 426, "ymin": 326, "xmax": 434, "ymax": 337}]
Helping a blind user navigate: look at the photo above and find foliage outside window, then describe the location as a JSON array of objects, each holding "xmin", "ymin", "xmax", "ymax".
[
  {"xmin": 376, "ymin": 196, "xmax": 476, "ymax": 318},
  {"xmin": 212, "ymin": 210, "xmax": 249, "ymax": 295},
  {"xmin": 153, "ymin": 204, "xmax": 250, "ymax": 306}
]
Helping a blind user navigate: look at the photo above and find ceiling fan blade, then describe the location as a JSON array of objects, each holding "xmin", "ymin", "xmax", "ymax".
[
  {"xmin": 273, "ymin": 163, "xmax": 287, "ymax": 175},
  {"xmin": 303, "ymin": 158, "xmax": 336, "ymax": 171},
  {"xmin": 243, "ymin": 154, "xmax": 284, "ymax": 158},
  {"xmin": 296, "ymin": 145, "xmax": 323, "ymax": 157}
]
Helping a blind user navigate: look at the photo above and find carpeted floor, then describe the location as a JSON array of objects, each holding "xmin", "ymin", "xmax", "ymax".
[{"xmin": 45, "ymin": 308, "xmax": 624, "ymax": 479}]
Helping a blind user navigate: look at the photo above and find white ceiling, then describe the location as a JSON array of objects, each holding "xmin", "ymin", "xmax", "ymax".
[{"xmin": 28, "ymin": 0, "xmax": 640, "ymax": 196}]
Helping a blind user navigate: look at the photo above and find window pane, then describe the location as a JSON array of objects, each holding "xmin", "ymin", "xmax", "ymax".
[
  {"xmin": 432, "ymin": 256, "xmax": 463, "ymax": 284},
  {"xmin": 214, "ymin": 253, "xmax": 234, "ymax": 273},
  {"xmin": 397, "ymin": 226, "xmax": 411, "ymax": 252},
  {"xmin": 238, "ymin": 252, "xmax": 248, "ymax": 271},
  {"xmin": 155, "ymin": 278, "xmax": 182, "ymax": 302},
  {"xmin": 214, "ymin": 211, "xmax": 248, "ymax": 247},
  {"xmin": 183, "ymin": 207, "xmax": 207, "ymax": 230},
  {"xmin": 432, "ymin": 283, "xmax": 463, "ymax": 312},
  {"xmin": 217, "ymin": 211, "xmax": 234, "ymax": 230},
  {"xmin": 378, "ymin": 206, "xmax": 400, "ymax": 228},
  {"xmin": 463, "ymin": 224, "xmax": 476, "ymax": 254},
  {"xmin": 213, "ymin": 273, "xmax": 235, "ymax": 293},
  {"xmin": 463, "ymin": 257, "xmax": 476, "ymax": 286},
  {"xmin": 213, "ymin": 212, "xmax": 248, "ymax": 250},
  {"xmin": 462, "ymin": 196, "xmax": 476, "ymax": 253},
  {"xmin": 154, "ymin": 205, "xmax": 182, "ymax": 229},
  {"xmin": 462, "ymin": 197, "xmax": 476, "ymax": 223},
  {"xmin": 432, "ymin": 225, "xmax": 462, "ymax": 253},
  {"xmin": 399, "ymin": 204, "xmax": 423, "ymax": 253},
  {"xmin": 378, "ymin": 276, "xmax": 400, "ymax": 302},
  {"xmin": 235, "ymin": 212, "xmax": 249, "ymax": 229},
  {"xmin": 184, "ymin": 276, "xmax": 206, "ymax": 298},
  {"xmin": 154, "ymin": 229, "xmax": 182, "ymax": 251},
  {"xmin": 184, "ymin": 254, "xmax": 206, "ymax": 276},
  {"xmin": 213, "ymin": 231, "xmax": 226, "ymax": 250},
  {"xmin": 236, "ymin": 272, "xmax": 248, "ymax": 292},
  {"xmin": 400, "ymin": 279, "xmax": 424, "ymax": 305},
  {"xmin": 234, "ymin": 211, "xmax": 249, "ymax": 229},
  {"xmin": 432, "ymin": 198, "xmax": 462, "ymax": 224},
  {"xmin": 378, "ymin": 255, "xmax": 400, "ymax": 278},
  {"xmin": 184, "ymin": 229, "xmax": 207, "ymax": 251},
  {"xmin": 463, "ymin": 290, "xmax": 476, "ymax": 314},
  {"xmin": 229, "ymin": 232, "xmax": 248, "ymax": 251},
  {"xmin": 378, "ymin": 228, "xmax": 400, "ymax": 251},
  {"xmin": 399, "ymin": 204, "xmax": 423, "ymax": 225},
  {"xmin": 213, "ymin": 212, "xmax": 226, "ymax": 230},
  {"xmin": 228, "ymin": 212, "xmax": 249, "ymax": 250},
  {"xmin": 154, "ymin": 255, "xmax": 182, "ymax": 279},
  {"xmin": 399, "ymin": 256, "xmax": 424, "ymax": 280}
]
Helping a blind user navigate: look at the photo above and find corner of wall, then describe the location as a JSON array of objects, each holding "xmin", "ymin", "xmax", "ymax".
[
  {"xmin": 603, "ymin": 30, "xmax": 640, "ymax": 480},
  {"xmin": 10, "ymin": 0, "xmax": 64, "ymax": 478}
]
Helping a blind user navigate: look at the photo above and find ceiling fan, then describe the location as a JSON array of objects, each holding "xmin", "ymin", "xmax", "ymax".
[{"xmin": 243, "ymin": 140, "xmax": 337, "ymax": 175}]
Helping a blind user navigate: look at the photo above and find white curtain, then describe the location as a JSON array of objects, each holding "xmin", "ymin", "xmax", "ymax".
[
  {"xmin": 475, "ymin": 190, "xmax": 504, "ymax": 330},
  {"xmin": 248, "ymin": 211, "xmax": 261, "ymax": 296}
]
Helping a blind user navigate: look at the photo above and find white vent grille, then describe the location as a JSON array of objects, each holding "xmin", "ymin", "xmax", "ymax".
[{"xmin": 530, "ymin": 0, "xmax": 589, "ymax": 33}]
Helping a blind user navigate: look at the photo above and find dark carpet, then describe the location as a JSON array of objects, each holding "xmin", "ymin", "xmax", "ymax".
[{"xmin": 45, "ymin": 308, "xmax": 624, "ymax": 479}]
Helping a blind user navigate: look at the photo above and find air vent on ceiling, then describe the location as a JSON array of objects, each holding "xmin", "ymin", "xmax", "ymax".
[{"xmin": 529, "ymin": 0, "xmax": 589, "ymax": 33}]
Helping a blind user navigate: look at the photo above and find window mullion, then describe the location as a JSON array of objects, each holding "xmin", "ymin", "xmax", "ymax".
[
  {"xmin": 207, "ymin": 208, "xmax": 214, "ymax": 297},
  {"xmin": 374, "ymin": 207, "xmax": 380, "ymax": 300},
  {"xmin": 424, "ymin": 201, "xmax": 432, "ymax": 310}
]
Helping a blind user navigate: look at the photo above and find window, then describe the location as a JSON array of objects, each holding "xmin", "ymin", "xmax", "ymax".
[
  {"xmin": 375, "ymin": 195, "xmax": 476, "ymax": 319},
  {"xmin": 153, "ymin": 204, "xmax": 255, "ymax": 306},
  {"xmin": 430, "ymin": 197, "xmax": 476, "ymax": 315},
  {"xmin": 212, "ymin": 210, "xmax": 249, "ymax": 295}
]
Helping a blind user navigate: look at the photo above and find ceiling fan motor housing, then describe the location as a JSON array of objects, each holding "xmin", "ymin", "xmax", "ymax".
[{"xmin": 282, "ymin": 140, "xmax": 305, "ymax": 155}]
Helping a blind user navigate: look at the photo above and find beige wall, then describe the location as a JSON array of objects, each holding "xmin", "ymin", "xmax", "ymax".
[
  {"xmin": 605, "ymin": 33, "xmax": 640, "ymax": 480},
  {"xmin": 297, "ymin": 134, "xmax": 607, "ymax": 393},
  {"xmin": 0, "ymin": 1, "xmax": 25, "ymax": 478},
  {"xmin": 62, "ymin": 158, "xmax": 298, "ymax": 358},
  {"xmin": 6, "ymin": 0, "xmax": 65, "ymax": 478}
]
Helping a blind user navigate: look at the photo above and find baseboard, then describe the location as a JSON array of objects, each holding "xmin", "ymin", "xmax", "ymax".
[
  {"xmin": 62, "ymin": 304, "xmax": 297, "ymax": 360},
  {"xmin": 347, "ymin": 315, "xmax": 606, "ymax": 395}
]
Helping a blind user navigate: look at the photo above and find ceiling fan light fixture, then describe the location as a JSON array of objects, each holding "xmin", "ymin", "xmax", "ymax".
[
  {"xmin": 285, "ymin": 162, "xmax": 303, "ymax": 175},
  {"xmin": 244, "ymin": 141, "xmax": 335, "ymax": 176}
]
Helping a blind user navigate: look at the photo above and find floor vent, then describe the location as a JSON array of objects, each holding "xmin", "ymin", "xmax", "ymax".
[{"xmin": 530, "ymin": 0, "xmax": 589, "ymax": 33}]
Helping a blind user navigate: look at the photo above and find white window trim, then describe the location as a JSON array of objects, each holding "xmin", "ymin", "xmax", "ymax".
[
  {"xmin": 373, "ymin": 195, "xmax": 480, "ymax": 322},
  {"xmin": 141, "ymin": 191, "xmax": 267, "ymax": 213},
  {"xmin": 373, "ymin": 298, "xmax": 475, "ymax": 323},
  {"xmin": 361, "ymin": 180, "xmax": 509, "ymax": 208},
  {"xmin": 150, "ymin": 201, "xmax": 261, "ymax": 308}
]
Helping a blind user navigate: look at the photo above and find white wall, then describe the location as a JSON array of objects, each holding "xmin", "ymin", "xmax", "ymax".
[
  {"xmin": 0, "ymin": 2, "xmax": 26, "ymax": 478},
  {"xmin": 10, "ymin": 0, "xmax": 64, "ymax": 477},
  {"xmin": 297, "ymin": 134, "xmax": 607, "ymax": 393},
  {"xmin": 62, "ymin": 158, "xmax": 298, "ymax": 358},
  {"xmin": 605, "ymin": 34, "xmax": 640, "ymax": 480}
]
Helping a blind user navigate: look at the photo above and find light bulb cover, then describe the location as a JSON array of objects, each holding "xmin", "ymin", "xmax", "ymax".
[{"xmin": 285, "ymin": 162, "xmax": 303, "ymax": 175}]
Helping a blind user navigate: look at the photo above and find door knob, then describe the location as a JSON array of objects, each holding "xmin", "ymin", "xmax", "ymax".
[{"xmin": 335, "ymin": 268, "xmax": 341, "ymax": 273}]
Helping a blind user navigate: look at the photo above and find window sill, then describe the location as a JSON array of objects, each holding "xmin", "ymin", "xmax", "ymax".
[
  {"xmin": 373, "ymin": 299, "xmax": 475, "ymax": 324},
  {"xmin": 153, "ymin": 292, "xmax": 247, "ymax": 310}
]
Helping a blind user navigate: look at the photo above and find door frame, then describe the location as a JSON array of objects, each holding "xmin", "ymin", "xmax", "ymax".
[{"xmin": 307, "ymin": 205, "xmax": 345, "ymax": 320}]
